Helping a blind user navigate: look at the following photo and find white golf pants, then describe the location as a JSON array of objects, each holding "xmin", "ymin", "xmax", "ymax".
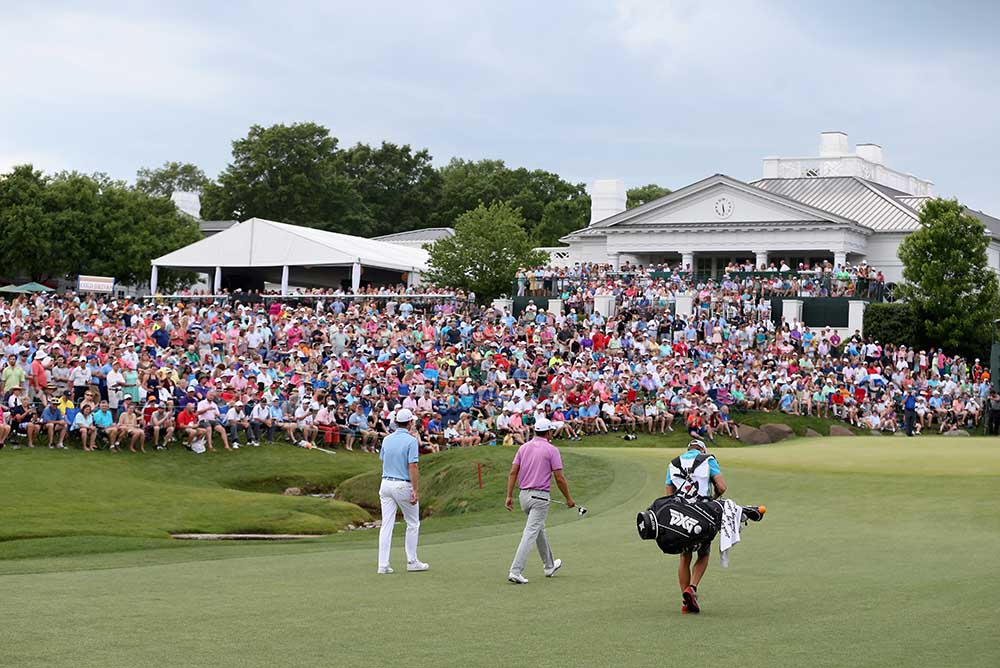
[
  {"xmin": 509, "ymin": 489, "xmax": 555, "ymax": 576},
  {"xmin": 378, "ymin": 480, "xmax": 420, "ymax": 568}
]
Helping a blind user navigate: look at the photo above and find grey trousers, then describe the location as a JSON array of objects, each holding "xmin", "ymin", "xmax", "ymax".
[{"xmin": 509, "ymin": 489, "xmax": 555, "ymax": 575}]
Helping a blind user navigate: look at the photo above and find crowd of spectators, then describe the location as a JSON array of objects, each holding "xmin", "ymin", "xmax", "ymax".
[
  {"xmin": 516, "ymin": 259, "xmax": 889, "ymax": 304},
  {"xmin": 0, "ymin": 267, "xmax": 989, "ymax": 454}
]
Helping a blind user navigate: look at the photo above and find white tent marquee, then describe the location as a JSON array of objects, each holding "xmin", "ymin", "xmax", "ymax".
[{"xmin": 150, "ymin": 218, "xmax": 430, "ymax": 294}]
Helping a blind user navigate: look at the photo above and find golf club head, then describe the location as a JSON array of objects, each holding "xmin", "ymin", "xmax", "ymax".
[{"xmin": 577, "ymin": 506, "xmax": 588, "ymax": 516}]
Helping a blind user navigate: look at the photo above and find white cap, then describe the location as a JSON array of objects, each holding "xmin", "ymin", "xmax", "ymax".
[
  {"xmin": 395, "ymin": 408, "xmax": 415, "ymax": 424},
  {"xmin": 534, "ymin": 417, "xmax": 553, "ymax": 432}
]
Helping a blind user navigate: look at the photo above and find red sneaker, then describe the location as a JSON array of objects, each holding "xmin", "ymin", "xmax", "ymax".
[
  {"xmin": 682, "ymin": 586, "xmax": 700, "ymax": 613},
  {"xmin": 681, "ymin": 603, "xmax": 690, "ymax": 614}
]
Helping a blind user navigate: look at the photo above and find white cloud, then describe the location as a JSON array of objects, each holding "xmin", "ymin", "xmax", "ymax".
[
  {"xmin": 0, "ymin": 7, "xmax": 241, "ymax": 107},
  {"xmin": 609, "ymin": 0, "xmax": 992, "ymax": 113}
]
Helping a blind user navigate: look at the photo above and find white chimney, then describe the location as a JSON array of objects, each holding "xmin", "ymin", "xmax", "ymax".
[
  {"xmin": 855, "ymin": 143, "xmax": 883, "ymax": 165},
  {"xmin": 171, "ymin": 191, "xmax": 202, "ymax": 219},
  {"xmin": 589, "ymin": 179, "xmax": 627, "ymax": 225},
  {"xmin": 818, "ymin": 131, "xmax": 849, "ymax": 157}
]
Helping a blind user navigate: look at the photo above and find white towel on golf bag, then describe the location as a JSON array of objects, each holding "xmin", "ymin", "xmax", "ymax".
[{"xmin": 719, "ymin": 499, "xmax": 742, "ymax": 568}]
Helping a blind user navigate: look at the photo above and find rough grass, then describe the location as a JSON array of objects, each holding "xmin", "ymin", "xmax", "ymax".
[{"xmin": 0, "ymin": 445, "xmax": 379, "ymax": 552}]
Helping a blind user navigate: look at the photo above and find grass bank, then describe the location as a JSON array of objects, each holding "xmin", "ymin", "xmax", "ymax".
[{"xmin": 0, "ymin": 441, "xmax": 615, "ymax": 562}]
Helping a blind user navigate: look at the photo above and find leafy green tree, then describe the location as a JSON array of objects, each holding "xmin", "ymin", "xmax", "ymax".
[
  {"xmin": 863, "ymin": 302, "xmax": 925, "ymax": 350},
  {"xmin": 201, "ymin": 122, "xmax": 372, "ymax": 233},
  {"xmin": 534, "ymin": 196, "xmax": 591, "ymax": 246},
  {"xmin": 85, "ymin": 176, "xmax": 202, "ymax": 288},
  {"xmin": 341, "ymin": 142, "xmax": 442, "ymax": 236},
  {"xmin": 897, "ymin": 198, "xmax": 1000, "ymax": 358},
  {"xmin": 0, "ymin": 165, "xmax": 200, "ymax": 287},
  {"xmin": 0, "ymin": 165, "xmax": 58, "ymax": 281},
  {"xmin": 434, "ymin": 158, "xmax": 588, "ymax": 237},
  {"xmin": 627, "ymin": 183, "xmax": 671, "ymax": 208},
  {"xmin": 135, "ymin": 161, "xmax": 211, "ymax": 198},
  {"xmin": 424, "ymin": 202, "xmax": 548, "ymax": 302}
]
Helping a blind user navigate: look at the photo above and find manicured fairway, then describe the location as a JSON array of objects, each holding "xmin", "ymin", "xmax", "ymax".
[{"xmin": 3, "ymin": 438, "xmax": 1000, "ymax": 668}]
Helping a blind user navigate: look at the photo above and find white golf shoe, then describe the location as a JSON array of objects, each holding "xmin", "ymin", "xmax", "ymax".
[
  {"xmin": 407, "ymin": 560, "xmax": 430, "ymax": 572},
  {"xmin": 544, "ymin": 559, "xmax": 562, "ymax": 577},
  {"xmin": 377, "ymin": 566, "xmax": 394, "ymax": 574},
  {"xmin": 508, "ymin": 572, "xmax": 529, "ymax": 584}
]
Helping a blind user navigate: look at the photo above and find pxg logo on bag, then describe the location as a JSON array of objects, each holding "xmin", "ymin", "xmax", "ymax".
[{"xmin": 668, "ymin": 509, "xmax": 702, "ymax": 534}]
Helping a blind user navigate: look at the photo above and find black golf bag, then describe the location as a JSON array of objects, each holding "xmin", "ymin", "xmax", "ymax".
[{"xmin": 636, "ymin": 495, "xmax": 765, "ymax": 555}]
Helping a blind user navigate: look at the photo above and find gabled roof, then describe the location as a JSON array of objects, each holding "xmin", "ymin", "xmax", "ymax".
[
  {"xmin": 374, "ymin": 227, "xmax": 455, "ymax": 243},
  {"xmin": 563, "ymin": 173, "xmax": 859, "ymax": 240},
  {"xmin": 751, "ymin": 176, "xmax": 921, "ymax": 232},
  {"xmin": 965, "ymin": 208, "xmax": 1000, "ymax": 237},
  {"xmin": 153, "ymin": 218, "xmax": 428, "ymax": 273}
]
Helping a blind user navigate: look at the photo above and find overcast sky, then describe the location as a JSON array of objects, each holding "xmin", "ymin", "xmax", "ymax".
[{"xmin": 3, "ymin": 0, "xmax": 999, "ymax": 214}]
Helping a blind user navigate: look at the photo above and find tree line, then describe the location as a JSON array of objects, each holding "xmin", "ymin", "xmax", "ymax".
[
  {"xmin": 0, "ymin": 121, "xmax": 669, "ymax": 287},
  {"xmin": 138, "ymin": 122, "xmax": 670, "ymax": 244}
]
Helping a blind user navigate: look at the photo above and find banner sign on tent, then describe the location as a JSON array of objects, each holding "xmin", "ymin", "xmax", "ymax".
[{"xmin": 78, "ymin": 275, "xmax": 116, "ymax": 293}]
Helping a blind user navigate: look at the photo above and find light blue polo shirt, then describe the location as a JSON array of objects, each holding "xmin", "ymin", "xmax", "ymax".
[
  {"xmin": 380, "ymin": 428, "xmax": 419, "ymax": 481},
  {"xmin": 93, "ymin": 409, "xmax": 114, "ymax": 428}
]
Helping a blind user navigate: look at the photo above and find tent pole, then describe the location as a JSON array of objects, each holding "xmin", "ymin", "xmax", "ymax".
[
  {"xmin": 214, "ymin": 266, "xmax": 222, "ymax": 293},
  {"xmin": 150, "ymin": 265, "xmax": 159, "ymax": 295},
  {"xmin": 281, "ymin": 265, "xmax": 289, "ymax": 296},
  {"xmin": 351, "ymin": 262, "xmax": 362, "ymax": 293}
]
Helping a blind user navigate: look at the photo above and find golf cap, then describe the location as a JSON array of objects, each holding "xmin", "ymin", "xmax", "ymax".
[
  {"xmin": 687, "ymin": 439, "xmax": 707, "ymax": 452},
  {"xmin": 534, "ymin": 417, "xmax": 553, "ymax": 432},
  {"xmin": 395, "ymin": 408, "xmax": 415, "ymax": 423}
]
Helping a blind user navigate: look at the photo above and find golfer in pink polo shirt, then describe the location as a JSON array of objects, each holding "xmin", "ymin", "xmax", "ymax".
[{"xmin": 504, "ymin": 418, "xmax": 575, "ymax": 584}]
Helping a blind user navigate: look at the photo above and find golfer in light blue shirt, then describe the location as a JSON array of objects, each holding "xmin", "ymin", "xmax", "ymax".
[{"xmin": 376, "ymin": 408, "xmax": 429, "ymax": 574}]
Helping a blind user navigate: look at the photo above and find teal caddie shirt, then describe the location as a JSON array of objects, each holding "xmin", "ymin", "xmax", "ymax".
[{"xmin": 665, "ymin": 448, "xmax": 722, "ymax": 484}]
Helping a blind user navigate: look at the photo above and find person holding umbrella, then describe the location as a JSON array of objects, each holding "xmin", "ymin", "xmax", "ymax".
[{"xmin": 505, "ymin": 417, "xmax": 574, "ymax": 584}]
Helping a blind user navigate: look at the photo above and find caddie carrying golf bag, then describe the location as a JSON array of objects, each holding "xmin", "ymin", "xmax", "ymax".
[
  {"xmin": 636, "ymin": 495, "xmax": 718, "ymax": 554},
  {"xmin": 636, "ymin": 450, "xmax": 765, "ymax": 554},
  {"xmin": 636, "ymin": 496, "xmax": 766, "ymax": 554}
]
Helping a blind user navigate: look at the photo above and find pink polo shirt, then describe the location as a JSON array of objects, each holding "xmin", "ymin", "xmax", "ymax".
[{"xmin": 513, "ymin": 436, "xmax": 563, "ymax": 491}]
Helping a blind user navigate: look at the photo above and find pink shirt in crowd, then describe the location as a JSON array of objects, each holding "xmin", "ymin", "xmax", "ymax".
[{"xmin": 512, "ymin": 436, "xmax": 563, "ymax": 492}]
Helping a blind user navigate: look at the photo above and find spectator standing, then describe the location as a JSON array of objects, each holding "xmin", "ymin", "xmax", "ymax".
[
  {"xmin": 2, "ymin": 353, "xmax": 25, "ymax": 395},
  {"xmin": 69, "ymin": 358, "xmax": 92, "ymax": 405},
  {"xmin": 989, "ymin": 391, "xmax": 1000, "ymax": 436},
  {"xmin": 903, "ymin": 390, "xmax": 917, "ymax": 437}
]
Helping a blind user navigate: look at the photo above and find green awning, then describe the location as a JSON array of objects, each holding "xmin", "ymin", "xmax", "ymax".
[{"xmin": 14, "ymin": 282, "xmax": 54, "ymax": 293}]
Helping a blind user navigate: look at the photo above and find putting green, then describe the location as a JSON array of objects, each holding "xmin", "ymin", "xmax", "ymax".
[{"xmin": 3, "ymin": 438, "xmax": 999, "ymax": 668}]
